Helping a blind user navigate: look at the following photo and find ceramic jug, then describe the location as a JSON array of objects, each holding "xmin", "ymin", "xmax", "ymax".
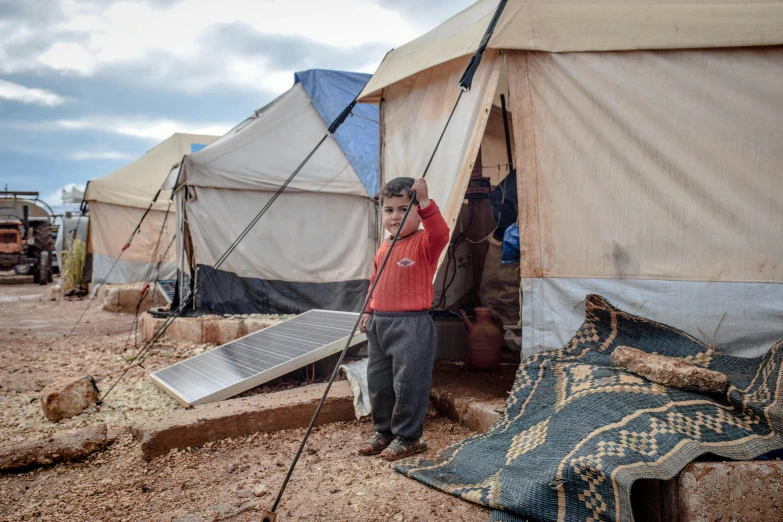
[{"xmin": 459, "ymin": 307, "xmax": 502, "ymax": 370}]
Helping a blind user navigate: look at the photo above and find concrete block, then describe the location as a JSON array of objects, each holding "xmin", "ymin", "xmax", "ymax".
[
  {"xmin": 165, "ymin": 317, "xmax": 203, "ymax": 344},
  {"xmin": 132, "ymin": 381, "xmax": 355, "ymax": 460},
  {"xmin": 679, "ymin": 460, "xmax": 783, "ymax": 522},
  {"xmin": 462, "ymin": 400, "xmax": 505, "ymax": 433},
  {"xmin": 139, "ymin": 314, "xmax": 202, "ymax": 344},
  {"xmin": 140, "ymin": 313, "xmax": 167, "ymax": 342},
  {"xmin": 201, "ymin": 317, "xmax": 243, "ymax": 345},
  {"xmin": 139, "ymin": 314, "xmax": 289, "ymax": 345},
  {"xmin": 243, "ymin": 317, "xmax": 279, "ymax": 335},
  {"xmin": 100, "ymin": 283, "xmax": 166, "ymax": 314},
  {"xmin": 428, "ymin": 362, "xmax": 516, "ymax": 433},
  {"xmin": 429, "ymin": 387, "xmax": 504, "ymax": 433},
  {"xmin": 0, "ymin": 424, "xmax": 107, "ymax": 471},
  {"xmin": 97, "ymin": 284, "xmax": 120, "ymax": 311}
]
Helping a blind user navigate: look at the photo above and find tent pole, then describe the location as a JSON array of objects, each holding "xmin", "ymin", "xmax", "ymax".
[{"xmin": 178, "ymin": 188, "xmax": 186, "ymax": 309}]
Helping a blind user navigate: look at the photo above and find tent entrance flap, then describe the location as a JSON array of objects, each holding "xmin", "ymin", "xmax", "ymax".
[
  {"xmin": 382, "ymin": 51, "xmax": 503, "ymax": 271},
  {"xmin": 380, "ymin": 51, "xmax": 521, "ymax": 348}
]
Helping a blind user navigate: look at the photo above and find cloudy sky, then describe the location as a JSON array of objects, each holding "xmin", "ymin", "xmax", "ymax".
[{"xmin": 0, "ymin": 0, "xmax": 474, "ymax": 205}]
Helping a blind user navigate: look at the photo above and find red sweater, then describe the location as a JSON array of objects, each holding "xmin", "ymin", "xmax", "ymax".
[{"xmin": 365, "ymin": 200, "xmax": 450, "ymax": 313}]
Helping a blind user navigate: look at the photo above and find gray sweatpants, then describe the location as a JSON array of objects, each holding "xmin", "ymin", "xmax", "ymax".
[{"xmin": 366, "ymin": 311, "xmax": 436, "ymax": 440}]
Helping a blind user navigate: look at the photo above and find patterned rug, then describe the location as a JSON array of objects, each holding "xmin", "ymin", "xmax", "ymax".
[{"xmin": 398, "ymin": 295, "xmax": 783, "ymax": 522}]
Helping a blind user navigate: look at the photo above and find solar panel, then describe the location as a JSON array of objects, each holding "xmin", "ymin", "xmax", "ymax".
[{"xmin": 149, "ymin": 310, "xmax": 365, "ymax": 406}]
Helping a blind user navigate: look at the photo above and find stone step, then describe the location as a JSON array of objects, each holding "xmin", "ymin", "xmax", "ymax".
[{"xmin": 132, "ymin": 381, "xmax": 355, "ymax": 460}]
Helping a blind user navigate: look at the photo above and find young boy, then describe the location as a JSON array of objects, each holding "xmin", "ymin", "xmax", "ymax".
[{"xmin": 358, "ymin": 176, "xmax": 450, "ymax": 461}]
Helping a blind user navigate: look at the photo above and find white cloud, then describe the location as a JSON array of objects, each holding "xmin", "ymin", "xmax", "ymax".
[
  {"xmin": 55, "ymin": 117, "xmax": 232, "ymax": 141},
  {"xmin": 13, "ymin": 0, "xmax": 413, "ymax": 78},
  {"xmin": 0, "ymin": 0, "xmax": 478, "ymax": 99},
  {"xmin": 38, "ymin": 42, "xmax": 95, "ymax": 75},
  {"xmin": 69, "ymin": 151, "xmax": 132, "ymax": 160},
  {"xmin": 0, "ymin": 79, "xmax": 68, "ymax": 107}
]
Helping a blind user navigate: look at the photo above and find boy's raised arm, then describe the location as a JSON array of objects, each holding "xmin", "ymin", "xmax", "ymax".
[{"xmin": 418, "ymin": 200, "xmax": 450, "ymax": 258}]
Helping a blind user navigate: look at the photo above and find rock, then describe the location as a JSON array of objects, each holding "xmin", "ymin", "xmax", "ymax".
[
  {"xmin": 679, "ymin": 461, "xmax": 783, "ymax": 522},
  {"xmin": 0, "ymin": 424, "xmax": 107, "ymax": 471},
  {"xmin": 253, "ymin": 484, "xmax": 269, "ymax": 497},
  {"xmin": 611, "ymin": 346, "xmax": 728, "ymax": 394},
  {"xmin": 40, "ymin": 376, "xmax": 100, "ymax": 422}
]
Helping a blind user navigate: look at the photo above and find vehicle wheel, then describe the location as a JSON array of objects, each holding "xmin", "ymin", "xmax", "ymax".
[
  {"xmin": 33, "ymin": 222, "xmax": 54, "ymax": 252},
  {"xmin": 33, "ymin": 222, "xmax": 54, "ymax": 284},
  {"xmin": 13, "ymin": 264, "xmax": 33, "ymax": 276},
  {"xmin": 38, "ymin": 252, "xmax": 49, "ymax": 285}
]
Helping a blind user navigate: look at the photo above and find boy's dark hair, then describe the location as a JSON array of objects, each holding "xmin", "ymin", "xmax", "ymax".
[{"xmin": 381, "ymin": 177, "xmax": 415, "ymax": 201}]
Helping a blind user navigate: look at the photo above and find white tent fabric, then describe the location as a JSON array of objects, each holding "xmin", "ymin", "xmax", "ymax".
[
  {"xmin": 84, "ymin": 133, "xmax": 218, "ymax": 285},
  {"xmin": 175, "ymin": 72, "xmax": 379, "ymax": 314},
  {"xmin": 364, "ymin": 1, "xmax": 783, "ymax": 357},
  {"xmin": 359, "ymin": 0, "xmax": 783, "ymax": 101},
  {"xmin": 183, "ymin": 85, "xmax": 368, "ymax": 196},
  {"xmin": 186, "ymin": 189, "xmax": 375, "ymax": 283}
]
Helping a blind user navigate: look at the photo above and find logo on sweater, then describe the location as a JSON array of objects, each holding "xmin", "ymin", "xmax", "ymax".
[{"xmin": 397, "ymin": 257, "xmax": 415, "ymax": 267}]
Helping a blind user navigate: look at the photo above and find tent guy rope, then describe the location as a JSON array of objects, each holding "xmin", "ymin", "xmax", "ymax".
[
  {"xmin": 98, "ymin": 98, "xmax": 360, "ymax": 404},
  {"xmin": 63, "ymin": 195, "xmax": 162, "ymax": 343},
  {"xmin": 264, "ymin": 1, "xmax": 508, "ymax": 519}
]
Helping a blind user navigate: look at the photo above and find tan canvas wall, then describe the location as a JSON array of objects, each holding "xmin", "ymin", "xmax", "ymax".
[
  {"xmin": 89, "ymin": 202, "xmax": 176, "ymax": 282},
  {"xmin": 382, "ymin": 52, "xmax": 503, "ymax": 249},
  {"xmin": 508, "ymin": 47, "xmax": 783, "ymax": 283},
  {"xmin": 360, "ymin": 0, "xmax": 783, "ymax": 102},
  {"xmin": 85, "ymin": 133, "xmax": 217, "ymax": 211}
]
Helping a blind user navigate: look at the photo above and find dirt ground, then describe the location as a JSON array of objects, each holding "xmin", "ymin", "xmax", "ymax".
[{"xmin": 0, "ymin": 277, "xmax": 488, "ymax": 521}]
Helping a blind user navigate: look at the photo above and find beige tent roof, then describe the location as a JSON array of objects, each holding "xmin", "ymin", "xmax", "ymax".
[
  {"xmin": 359, "ymin": 0, "xmax": 783, "ymax": 101},
  {"xmin": 84, "ymin": 133, "xmax": 218, "ymax": 210}
]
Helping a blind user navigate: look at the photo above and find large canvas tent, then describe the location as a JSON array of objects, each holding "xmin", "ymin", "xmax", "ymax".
[
  {"xmin": 359, "ymin": 0, "xmax": 783, "ymax": 358},
  {"xmin": 168, "ymin": 70, "xmax": 379, "ymax": 314},
  {"xmin": 83, "ymin": 133, "xmax": 217, "ymax": 286}
]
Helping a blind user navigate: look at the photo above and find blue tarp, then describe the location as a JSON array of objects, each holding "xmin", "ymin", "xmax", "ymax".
[
  {"xmin": 500, "ymin": 223, "xmax": 520, "ymax": 264},
  {"xmin": 295, "ymin": 70, "xmax": 379, "ymax": 197}
]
